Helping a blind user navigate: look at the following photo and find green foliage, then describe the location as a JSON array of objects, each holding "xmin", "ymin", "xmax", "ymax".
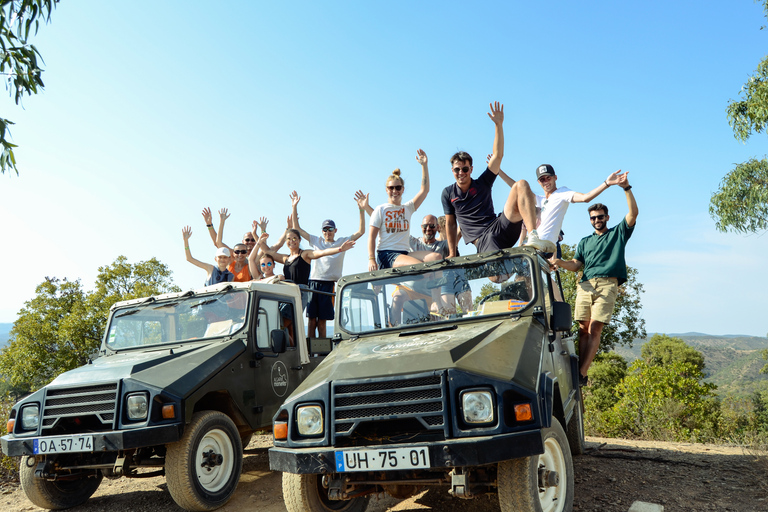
[
  {"xmin": 0, "ymin": 257, "xmax": 179, "ymax": 392},
  {"xmin": 472, "ymin": 282, "xmax": 499, "ymax": 309},
  {"xmin": 0, "ymin": 393, "xmax": 18, "ymax": 479},
  {"xmin": 0, "ymin": 0, "xmax": 59, "ymax": 175},
  {"xmin": 641, "ymin": 334, "xmax": 706, "ymax": 375},
  {"xmin": 709, "ymin": 158, "xmax": 768, "ymax": 233},
  {"xmin": 558, "ymin": 243, "xmax": 646, "ymax": 352},
  {"xmin": 761, "ymin": 348, "xmax": 768, "ymax": 374},
  {"xmin": 601, "ymin": 360, "xmax": 720, "ymax": 442}
]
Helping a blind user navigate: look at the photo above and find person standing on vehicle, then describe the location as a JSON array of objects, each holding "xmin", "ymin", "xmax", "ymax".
[
  {"xmin": 181, "ymin": 226, "xmax": 234, "ymax": 286},
  {"xmin": 441, "ymin": 102, "xmax": 554, "ymax": 257},
  {"xmin": 549, "ymin": 174, "xmax": 637, "ymax": 386},
  {"xmin": 290, "ymin": 190, "xmax": 366, "ymax": 338}
]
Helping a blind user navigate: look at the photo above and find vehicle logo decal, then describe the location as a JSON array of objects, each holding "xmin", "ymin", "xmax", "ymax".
[
  {"xmin": 371, "ymin": 334, "xmax": 453, "ymax": 355},
  {"xmin": 271, "ymin": 361, "xmax": 289, "ymax": 397}
]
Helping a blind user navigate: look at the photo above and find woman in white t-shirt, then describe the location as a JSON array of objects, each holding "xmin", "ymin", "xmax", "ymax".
[{"xmin": 368, "ymin": 149, "xmax": 441, "ymax": 271}]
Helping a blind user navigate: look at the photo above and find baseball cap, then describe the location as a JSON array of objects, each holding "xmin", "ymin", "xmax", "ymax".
[
  {"xmin": 322, "ymin": 219, "xmax": 336, "ymax": 229},
  {"xmin": 216, "ymin": 247, "xmax": 231, "ymax": 257},
  {"xmin": 536, "ymin": 164, "xmax": 556, "ymax": 179}
]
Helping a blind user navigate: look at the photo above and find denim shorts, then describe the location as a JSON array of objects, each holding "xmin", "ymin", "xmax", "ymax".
[{"xmin": 377, "ymin": 250, "xmax": 408, "ymax": 269}]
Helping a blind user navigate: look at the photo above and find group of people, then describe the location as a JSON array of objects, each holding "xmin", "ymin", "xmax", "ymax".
[{"xmin": 181, "ymin": 101, "xmax": 639, "ymax": 384}]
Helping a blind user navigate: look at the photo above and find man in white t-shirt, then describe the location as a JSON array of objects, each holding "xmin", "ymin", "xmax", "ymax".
[
  {"xmin": 531, "ymin": 164, "xmax": 627, "ymax": 256},
  {"xmin": 291, "ymin": 191, "xmax": 366, "ymax": 338}
]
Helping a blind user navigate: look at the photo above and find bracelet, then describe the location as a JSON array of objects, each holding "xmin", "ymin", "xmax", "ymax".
[
  {"xmin": 206, "ymin": 224, "xmax": 213, "ymax": 228},
  {"xmin": 338, "ymin": 247, "xmax": 342, "ymax": 253},
  {"xmin": 369, "ymin": 257, "xmax": 375, "ymax": 260},
  {"xmin": 185, "ymin": 246, "xmax": 190, "ymax": 250},
  {"xmin": 623, "ymin": 185, "xmax": 632, "ymax": 191},
  {"xmin": 604, "ymin": 180, "xmax": 609, "ymax": 187}
]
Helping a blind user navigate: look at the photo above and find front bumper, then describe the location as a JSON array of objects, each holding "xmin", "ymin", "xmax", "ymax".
[
  {"xmin": 269, "ymin": 429, "xmax": 543, "ymax": 474},
  {"xmin": 1, "ymin": 424, "xmax": 181, "ymax": 457}
]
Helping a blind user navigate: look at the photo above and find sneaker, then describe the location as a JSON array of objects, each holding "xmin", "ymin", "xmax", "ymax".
[
  {"xmin": 579, "ymin": 374, "xmax": 589, "ymax": 387},
  {"xmin": 525, "ymin": 231, "xmax": 557, "ymax": 253}
]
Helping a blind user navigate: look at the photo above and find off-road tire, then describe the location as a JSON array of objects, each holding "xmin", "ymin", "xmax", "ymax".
[
  {"xmin": 566, "ymin": 399, "xmax": 585, "ymax": 456},
  {"xmin": 19, "ymin": 455, "xmax": 103, "ymax": 509},
  {"xmin": 283, "ymin": 472, "xmax": 370, "ymax": 512},
  {"xmin": 166, "ymin": 411, "xmax": 243, "ymax": 511},
  {"xmin": 498, "ymin": 418, "xmax": 574, "ymax": 512}
]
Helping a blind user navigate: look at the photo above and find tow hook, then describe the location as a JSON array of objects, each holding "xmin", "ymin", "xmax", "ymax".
[
  {"xmin": 449, "ymin": 467, "xmax": 472, "ymax": 499},
  {"xmin": 323, "ymin": 475, "xmax": 347, "ymax": 500},
  {"xmin": 539, "ymin": 467, "xmax": 559, "ymax": 488},
  {"xmin": 200, "ymin": 450, "xmax": 223, "ymax": 469}
]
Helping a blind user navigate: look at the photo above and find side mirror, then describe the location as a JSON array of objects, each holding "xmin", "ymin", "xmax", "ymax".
[
  {"xmin": 551, "ymin": 302, "xmax": 572, "ymax": 332},
  {"xmin": 270, "ymin": 329, "xmax": 287, "ymax": 353}
]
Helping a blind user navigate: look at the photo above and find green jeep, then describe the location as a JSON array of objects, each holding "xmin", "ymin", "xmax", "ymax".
[
  {"xmin": 2, "ymin": 280, "xmax": 330, "ymax": 511},
  {"xmin": 269, "ymin": 247, "xmax": 584, "ymax": 512}
]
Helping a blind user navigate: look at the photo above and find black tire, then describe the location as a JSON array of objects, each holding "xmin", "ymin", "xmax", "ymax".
[
  {"xmin": 166, "ymin": 411, "xmax": 243, "ymax": 511},
  {"xmin": 566, "ymin": 399, "xmax": 585, "ymax": 456},
  {"xmin": 240, "ymin": 432, "xmax": 254, "ymax": 449},
  {"xmin": 19, "ymin": 455, "xmax": 103, "ymax": 510},
  {"xmin": 282, "ymin": 472, "xmax": 370, "ymax": 512},
  {"xmin": 498, "ymin": 418, "xmax": 574, "ymax": 512}
]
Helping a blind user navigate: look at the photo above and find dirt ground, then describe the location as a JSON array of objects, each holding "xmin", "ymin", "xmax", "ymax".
[{"xmin": 1, "ymin": 435, "xmax": 765, "ymax": 512}]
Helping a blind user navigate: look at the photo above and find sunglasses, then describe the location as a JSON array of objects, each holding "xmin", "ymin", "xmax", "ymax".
[
  {"xmin": 322, "ymin": 227, "xmax": 335, "ymax": 232},
  {"xmin": 244, "ymin": 238, "xmax": 255, "ymax": 242},
  {"xmin": 387, "ymin": 185, "xmax": 403, "ymax": 191},
  {"xmin": 233, "ymin": 250, "xmax": 247, "ymax": 255},
  {"xmin": 260, "ymin": 262, "xmax": 273, "ymax": 267},
  {"xmin": 590, "ymin": 214, "xmax": 606, "ymax": 221},
  {"xmin": 421, "ymin": 223, "xmax": 436, "ymax": 229},
  {"xmin": 452, "ymin": 166, "xmax": 470, "ymax": 174}
]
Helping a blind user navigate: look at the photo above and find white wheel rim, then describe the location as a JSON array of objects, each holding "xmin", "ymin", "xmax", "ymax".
[
  {"xmin": 538, "ymin": 436, "xmax": 567, "ymax": 512},
  {"xmin": 195, "ymin": 428, "xmax": 234, "ymax": 493}
]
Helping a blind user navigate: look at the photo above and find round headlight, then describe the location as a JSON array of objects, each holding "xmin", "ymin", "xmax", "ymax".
[
  {"xmin": 126, "ymin": 393, "xmax": 149, "ymax": 420},
  {"xmin": 21, "ymin": 404, "xmax": 40, "ymax": 430},
  {"xmin": 297, "ymin": 405, "xmax": 324, "ymax": 436},
  {"xmin": 462, "ymin": 390, "xmax": 495, "ymax": 424}
]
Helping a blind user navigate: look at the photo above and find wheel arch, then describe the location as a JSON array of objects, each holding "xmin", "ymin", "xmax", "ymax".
[{"xmin": 186, "ymin": 390, "xmax": 250, "ymax": 436}]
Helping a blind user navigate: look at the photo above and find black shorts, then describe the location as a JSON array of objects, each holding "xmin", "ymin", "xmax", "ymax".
[
  {"xmin": 307, "ymin": 280, "xmax": 335, "ymax": 320},
  {"xmin": 474, "ymin": 213, "xmax": 523, "ymax": 253}
]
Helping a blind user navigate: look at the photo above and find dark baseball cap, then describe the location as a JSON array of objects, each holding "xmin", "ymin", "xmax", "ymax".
[
  {"xmin": 322, "ymin": 219, "xmax": 336, "ymax": 229},
  {"xmin": 536, "ymin": 164, "xmax": 555, "ymax": 179}
]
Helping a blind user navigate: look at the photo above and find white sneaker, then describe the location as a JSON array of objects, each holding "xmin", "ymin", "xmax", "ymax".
[{"xmin": 525, "ymin": 231, "xmax": 556, "ymax": 253}]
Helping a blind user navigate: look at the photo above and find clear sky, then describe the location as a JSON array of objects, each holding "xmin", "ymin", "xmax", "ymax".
[{"xmin": 1, "ymin": 1, "xmax": 767, "ymax": 337}]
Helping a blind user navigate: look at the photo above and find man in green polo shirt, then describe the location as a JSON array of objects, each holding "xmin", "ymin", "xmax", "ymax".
[{"xmin": 549, "ymin": 173, "xmax": 637, "ymax": 386}]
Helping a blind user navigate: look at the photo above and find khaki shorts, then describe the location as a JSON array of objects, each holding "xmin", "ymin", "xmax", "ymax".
[{"xmin": 574, "ymin": 277, "xmax": 618, "ymax": 324}]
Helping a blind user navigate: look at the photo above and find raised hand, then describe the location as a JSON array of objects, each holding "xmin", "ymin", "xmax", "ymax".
[
  {"xmin": 487, "ymin": 101, "xmax": 504, "ymax": 125},
  {"xmin": 616, "ymin": 171, "xmax": 630, "ymax": 188},
  {"xmin": 201, "ymin": 207, "xmax": 213, "ymax": 225},
  {"xmin": 354, "ymin": 190, "xmax": 370, "ymax": 210},
  {"xmin": 258, "ymin": 217, "xmax": 269, "ymax": 233},
  {"xmin": 415, "ymin": 149, "xmax": 428, "ymax": 165},
  {"xmin": 182, "ymin": 226, "xmax": 192, "ymax": 241},
  {"xmin": 290, "ymin": 190, "xmax": 301, "ymax": 207},
  {"xmin": 605, "ymin": 170, "xmax": 627, "ymax": 187},
  {"xmin": 218, "ymin": 208, "xmax": 230, "ymax": 221},
  {"xmin": 339, "ymin": 240, "xmax": 356, "ymax": 252}
]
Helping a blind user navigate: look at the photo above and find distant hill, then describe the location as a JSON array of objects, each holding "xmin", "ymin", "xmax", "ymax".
[{"xmin": 613, "ymin": 333, "xmax": 768, "ymax": 397}]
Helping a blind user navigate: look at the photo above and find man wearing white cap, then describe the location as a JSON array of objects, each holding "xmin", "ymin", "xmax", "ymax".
[{"xmin": 291, "ymin": 191, "xmax": 366, "ymax": 338}]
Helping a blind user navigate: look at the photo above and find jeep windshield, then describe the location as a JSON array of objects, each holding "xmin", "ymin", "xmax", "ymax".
[
  {"xmin": 106, "ymin": 289, "xmax": 249, "ymax": 349},
  {"xmin": 338, "ymin": 254, "xmax": 535, "ymax": 335}
]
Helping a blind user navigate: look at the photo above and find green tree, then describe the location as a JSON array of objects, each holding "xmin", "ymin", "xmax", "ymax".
[
  {"xmin": 711, "ymin": 0, "xmax": 768, "ymax": 233},
  {"xmin": 641, "ymin": 333, "xmax": 705, "ymax": 376},
  {"xmin": 558, "ymin": 243, "xmax": 646, "ymax": 352},
  {"xmin": 0, "ymin": 257, "xmax": 179, "ymax": 391},
  {"xmin": 0, "ymin": 0, "xmax": 59, "ymax": 175}
]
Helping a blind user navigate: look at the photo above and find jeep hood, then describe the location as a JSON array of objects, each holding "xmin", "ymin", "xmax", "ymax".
[
  {"xmin": 293, "ymin": 317, "xmax": 545, "ymax": 397},
  {"xmin": 48, "ymin": 340, "xmax": 245, "ymax": 397}
]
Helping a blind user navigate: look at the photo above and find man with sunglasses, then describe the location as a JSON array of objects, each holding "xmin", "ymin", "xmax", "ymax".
[
  {"xmin": 549, "ymin": 174, "xmax": 638, "ymax": 386},
  {"xmin": 441, "ymin": 102, "xmax": 552, "ymax": 257},
  {"xmin": 290, "ymin": 190, "xmax": 366, "ymax": 338}
]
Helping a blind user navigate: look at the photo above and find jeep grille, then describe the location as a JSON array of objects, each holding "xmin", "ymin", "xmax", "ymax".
[
  {"xmin": 41, "ymin": 383, "xmax": 119, "ymax": 434},
  {"xmin": 331, "ymin": 372, "xmax": 448, "ymax": 447}
]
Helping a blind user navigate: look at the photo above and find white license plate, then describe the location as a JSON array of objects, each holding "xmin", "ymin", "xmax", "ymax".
[
  {"xmin": 33, "ymin": 435, "xmax": 94, "ymax": 455},
  {"xmin": 334, "ymin": 446, "xmax": 430, "ymax": 472}
]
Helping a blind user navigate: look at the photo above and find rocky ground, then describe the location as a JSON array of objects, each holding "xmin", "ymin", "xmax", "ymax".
[{"xmin": 1, "ymin": 436, "xmax": 765, "ymax": 512}]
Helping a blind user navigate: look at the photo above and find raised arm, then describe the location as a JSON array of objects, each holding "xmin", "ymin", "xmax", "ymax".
[
  {"xmin": 247, "ymin": 222, "xmax": 263, "ymax": 278},
  {"xmin": 290, "ymin": 191, "xmax": 311, "ymax": 241},
  {"xmin": 619, "ymin": 173, "xmax": 638, "ymax": 227},
  {"xmin": 266, "ymin": 216, "xmax": 290, "ymax": 252},
  {"xmin": 572, "ymin": 170, "xmax": 628, "ymax": 203},
  {"xmin": 304, "ymin": 239, "xmax": 356, "ymax": 261},
  {"xmin": 411, "ymin": 149, "xmax": 430, "ymax": 209},
  {"xmin": 182, "ymin": 226, "xmax": 214, "ymax": 273},
  {"xmin": 355, "ymin": 190, "xmax": 373, "ymax": 216},
  {"xmin": 201, "ymin": 207, "xmax": 219, "ymax": 247},
  {"xmin": 256, "ymin": 232, "xmax": 288, "ymax": 264},
  {"xmin": 215, "ymin": 208, "xmax": 231, "ymax": 250},
  {"xmin": 488, "ymin": 154, "xmax": 517, "ymax": 188},
  {"xmin": 350, "ymin": 194, "xmax": 366, "ymax": 241},
  {"xmin": 486, "ymin": 101, "xmax": 504, "ymax": 175}
]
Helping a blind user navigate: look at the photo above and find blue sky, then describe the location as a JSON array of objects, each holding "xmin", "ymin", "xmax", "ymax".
[{"xmin": 1, "ymin": 1, "xmax": 767, "ymax": 337}]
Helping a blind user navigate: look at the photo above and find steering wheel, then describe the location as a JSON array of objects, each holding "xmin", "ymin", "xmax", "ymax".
[{"xmin": 478, "ymin": 290, "xmax": 506, "ymax": 305}]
